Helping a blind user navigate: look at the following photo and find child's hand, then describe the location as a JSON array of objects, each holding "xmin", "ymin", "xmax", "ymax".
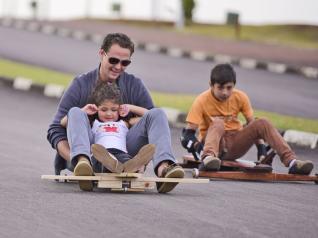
[
  {"xmin": 81, "ymin": 104, "xmax": 98, "ymax": 115},
  {"xmin": 119, "ymin": 104, "xmax": 130, "ymax": 117}
]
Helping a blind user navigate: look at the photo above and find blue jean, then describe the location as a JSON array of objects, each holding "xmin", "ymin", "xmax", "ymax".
[{"xmin": 66, "ymin": 107, "xmax": 176, "ymax": 173}]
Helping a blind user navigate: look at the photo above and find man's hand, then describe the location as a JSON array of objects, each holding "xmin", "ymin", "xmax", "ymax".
[{"xmin": 81, "ymin": 104, "xmax": 98, "ymax": 115}]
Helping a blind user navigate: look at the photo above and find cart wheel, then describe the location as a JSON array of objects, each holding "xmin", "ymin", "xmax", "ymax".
[
  {"xmin": 64, "ymin": 173, "xmax": 68, "ymax": 183},
  {"xmin": 192, "ymin": 168, "xmax": 199, "ymax": 178}
]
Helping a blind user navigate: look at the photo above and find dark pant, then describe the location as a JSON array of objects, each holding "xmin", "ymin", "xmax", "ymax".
[{"xmin": 202, "ymin": 118, "xmax": 295, "ymax": 167}]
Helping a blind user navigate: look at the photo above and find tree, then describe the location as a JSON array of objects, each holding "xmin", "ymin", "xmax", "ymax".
[{"xmin": 182, "ymin": 0, "xmax": 195, "ymax": 25}]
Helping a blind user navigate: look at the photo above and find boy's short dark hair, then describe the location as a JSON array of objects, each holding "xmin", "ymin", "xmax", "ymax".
[
  {"xmin": 210, "ymin": 64, "xmax": 236, "ymax": 86},
  {"xmin": 101, "ymin": 33, "xmax": 134, "ymax": 55}
]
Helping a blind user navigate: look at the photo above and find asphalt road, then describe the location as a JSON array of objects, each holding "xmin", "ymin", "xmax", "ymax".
[
  {"xmin": 0, "ymin": 84, "xmax": 317, "ymax": 238},
  {"xmin": 1, "ymin": 26, "xmax": 318, "ymax": 119}
]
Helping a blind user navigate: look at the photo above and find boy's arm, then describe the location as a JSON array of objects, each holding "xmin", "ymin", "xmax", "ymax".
[
  {"xmin": 128, "ymin": 104, "xmax": 148, "ymax": 116},
  {"xmin": 119, "ymin": 104, "xmax": 148, "ymax": 127},
  {"xmin": 47, "ymin": 78, "xmax": 82, "ymax": 150},
  {"xmin": 181, "ymin": 95, "xmax": 205, "ymax": 160},
  {"xmin": 181, "ymin": 122, "xmax": 203, "ymax": 161},
  {"xmin": 119, "ymin": 104, "xmax": 148, "ymax": 117},
  {"xmin": 184, "ymin": 122, "xmax": 201, "ymax": 150},
  {"xmin": 60, "ymin": 104, "xmax": 98, "ymax": 128},
  {"xmin": 185, "ymin": 122, "xmax": 198, "ymax": 130}
]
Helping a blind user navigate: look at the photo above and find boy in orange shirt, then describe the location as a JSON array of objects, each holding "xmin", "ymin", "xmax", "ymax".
[{"xmin": 181, "ymin": 64, "xmax": 313, "ymax": 174}]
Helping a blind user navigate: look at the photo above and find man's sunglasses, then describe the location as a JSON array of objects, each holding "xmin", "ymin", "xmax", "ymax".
[{"xmin": 104, "ymin": 52, "xmax": 131, "ymax": 67}]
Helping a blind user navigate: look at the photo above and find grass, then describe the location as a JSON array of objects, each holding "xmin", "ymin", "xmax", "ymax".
[
  {"xmin": 178, "ymin": 24, "xmax": 318, "ymax": 49},
  {"xmin": 0, "ymin": 58, "xmax": 73, "ymax": 86},
  {"xmin": 1, "ymin": 57, "xmax": 318, "ymax": 133},
  {"xmin": 93, "ymin": 19, "xmax": 318, "ymax": 49}
]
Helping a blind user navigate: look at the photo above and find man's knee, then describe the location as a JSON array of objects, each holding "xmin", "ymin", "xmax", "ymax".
[
  {"xmin": 68, "ymin": 107, "xmax": 83, "ymax": 116},
  {"xmin": 68, "ymin": 107, "xmax": 85, "ymax": 118},
  {"xmin": 145, "ymin": 108, "xmax": 167, "ymax": 120}
]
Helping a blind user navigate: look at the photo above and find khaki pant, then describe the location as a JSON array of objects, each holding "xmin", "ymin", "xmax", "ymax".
[{"xmin": 202, "ymin": 118, "xmax": 295, "ymax": 167}]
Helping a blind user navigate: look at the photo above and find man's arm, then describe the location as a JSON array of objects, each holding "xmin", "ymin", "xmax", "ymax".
[
  {"xmin": 47, "ymin": 76, "xmax": 82, "ymax": 151},
  {"xmin": 56, "ymin": 140, "xmax": 71, "ymax": 161},
  {"xmin": 60, "ymin": 115, "xmax": 68, "ymax": 128}
]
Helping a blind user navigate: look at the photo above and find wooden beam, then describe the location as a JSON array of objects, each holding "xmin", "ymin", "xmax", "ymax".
[
  {"xmin": 180, "ymin": 155, "xmax": 272, "ymax": 172},
  {"xmin": 194, "ymin": 170, "xmax": 318, "ymax": 183},
  {"xmin": 41, "ymin": 174, "xmax": 209, "ymax": 184}
]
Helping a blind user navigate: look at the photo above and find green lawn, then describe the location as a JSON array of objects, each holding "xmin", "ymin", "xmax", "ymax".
[
  {"xmin": 1, "ymin": 58, "xmax": 318, "ymax": 133},
  {"xmin": 178, "ymin": 24, "xmax": 318, "ymax": 49},
  {"xmin": 0, "ymin": 58, "xmax": 73, "ymax": 86},
  {"xmin": 98, "ymin": 19, "xmax": 318, "ymax": 49}
]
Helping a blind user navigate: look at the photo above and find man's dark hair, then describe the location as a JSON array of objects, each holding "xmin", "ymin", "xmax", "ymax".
[
  {"xmin": 89, "ymin": 81, "xmax": 122, "ymax": 106},
  {"xmin": 210, "ymin": 64, "xmax": 236, "ymax": 86},
  {"xmin": 101, "ymin": 33, "xmax": 134, "ymax": 55}
]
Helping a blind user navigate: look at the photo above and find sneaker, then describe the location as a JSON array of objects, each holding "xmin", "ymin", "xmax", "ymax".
[
  {"xmin": 157, "ymin": 164, "xmax": 185, "ymax": 193},
  {"xmin": 123, "ymin": 144, "xmax": 155, "ymax": 172},
  {"xmin": 74, "ymin": 157, "xmax": 94, "ymax": 191},
  {"xmin": 199, "ymin": 155, "xmax": 221, "ymax": 171},
  {"xmin": 288, "ymin": 160, "xmax": 313, "ymax": 175},
  {"xmin": 91, "ymin": 144, "xmax": 124, "ymax": 173},
  {"xmin": 54, "ymin": 153, "xmax": 66, "ymax": 175}
]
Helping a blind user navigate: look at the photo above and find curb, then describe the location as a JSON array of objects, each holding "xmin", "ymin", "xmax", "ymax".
[
  {"xmin": 1, "ymin": 18, "xmax": 318, "ymax": 80},
  {"xmin": 1, "ymin": 76, "xmax": 317, "ymax": 149}
]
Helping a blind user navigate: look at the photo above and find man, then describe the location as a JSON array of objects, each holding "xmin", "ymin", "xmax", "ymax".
[
  {"xmin": 47, "ymin": 33, "xmax": 184, "ymax": 192},
  {"xmin": 181, "ymin": 63, "xmax": 314, "ymax": 174}
]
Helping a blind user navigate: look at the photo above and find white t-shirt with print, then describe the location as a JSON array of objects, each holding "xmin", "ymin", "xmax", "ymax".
[{"xmin": 92, "ymin": 119, "xmax": 129, "ymax": 152}]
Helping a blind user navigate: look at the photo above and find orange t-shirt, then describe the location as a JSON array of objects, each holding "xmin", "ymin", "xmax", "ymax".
[{"xmin": 186, "ymin": 89, "xmax": 253, "ymax": 141}]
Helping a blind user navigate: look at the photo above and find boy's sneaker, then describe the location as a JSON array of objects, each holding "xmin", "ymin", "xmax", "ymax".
[
  {"xmin": 157, "ymin": 164, "xmax": 185, "ymax": 193},
  {"xmin": 199, "ymin": 155, "xmax": 221, "ymax": 171},
  {"xmin": 74, "ymin": 157, "xmax": 94, "ymax": 191},
  {"xmin": 288, "ymin": 160, "xmax": 313, "ymax": 175},
  {"xmin": 123, "ymin": 144, "xmax": 155, "ymax": 172},
  {"xmin": 91, "ymin": 144, "xmax": 124, "ymax": 173}
]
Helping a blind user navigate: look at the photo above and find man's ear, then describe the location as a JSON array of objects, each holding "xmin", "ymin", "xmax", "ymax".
[{"xmin": 98, "ymin": 49, "xmax": 104, "ymax": 59}]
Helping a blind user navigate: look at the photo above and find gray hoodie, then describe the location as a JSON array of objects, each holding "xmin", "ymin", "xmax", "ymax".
[{"xmin": 47, "ymin": 67, "xmax": 154, "ymax": 149}]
